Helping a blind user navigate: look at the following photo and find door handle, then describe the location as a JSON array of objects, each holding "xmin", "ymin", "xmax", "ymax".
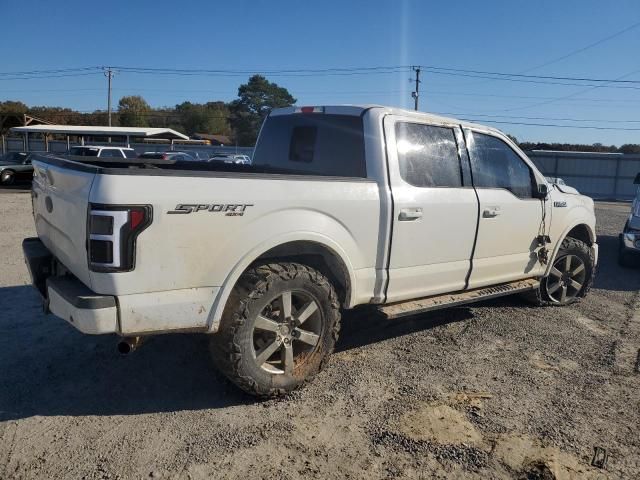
[
  {"xmin": 483, "ymin": 208, "xmax": 500, "ymax": 218},
  {"xmin": 398, "ymin": 208, "xmax": 423, "ymax": 221}
]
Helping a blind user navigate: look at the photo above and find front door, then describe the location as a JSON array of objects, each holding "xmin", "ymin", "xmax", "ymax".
[
  {"xmin": 385, "ymin": 116, "xmax": 479, "ymax": 303},
  {"xmin": 464, "ymin": 129, "xmax": 545, "ymax": 288}
]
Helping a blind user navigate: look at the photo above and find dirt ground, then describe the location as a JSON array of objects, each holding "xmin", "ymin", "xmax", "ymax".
[{"xmin": 1, "ymin": 192, "xmax": 639, "ymax": 479}]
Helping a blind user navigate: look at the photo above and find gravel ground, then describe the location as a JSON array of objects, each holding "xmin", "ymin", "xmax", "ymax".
[{"xmin": 1, "ymin": 192, "xmax": 639, "ymax": 479}]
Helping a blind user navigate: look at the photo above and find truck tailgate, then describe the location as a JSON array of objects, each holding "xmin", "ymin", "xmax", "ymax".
[{"xmin": 32, "ymin": 159, "xmax": 95, "ymax": 287}]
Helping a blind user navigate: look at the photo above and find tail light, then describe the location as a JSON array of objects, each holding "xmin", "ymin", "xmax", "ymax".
[{"xmin": 88, "ymin": 204, "xmax": 152, "ymax": 272}]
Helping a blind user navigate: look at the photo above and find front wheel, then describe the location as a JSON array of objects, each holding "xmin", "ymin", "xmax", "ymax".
[
  {"xmin": 0, "ymin": 170, "xmax": 15, "ymax": 185},
  {"xmin": 533, "ymin": 237, "xmax": 594, "ymax": 306},
  {"xmin": 210, "ymin": 262, "xmax": 341, "ymax": 397}
]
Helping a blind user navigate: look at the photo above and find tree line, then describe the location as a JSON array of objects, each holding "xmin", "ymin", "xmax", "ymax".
[
  {"xmin": 2, "ymin": 75, "xmax": 639, "ymax": 152},
  {"xmin": 0, "ymin": 75, "xmax": 296, "ymax": 146}
]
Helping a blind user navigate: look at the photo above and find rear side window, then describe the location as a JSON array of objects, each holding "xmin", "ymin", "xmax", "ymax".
[
  {"xmin": 468, "ymin": 132, "xmax": 534, "ymax": 198},
  {"xmin": 395, "ymin": 122, "xmax": 462, "ymax": 187},
  {"xmin": 123, "ymin": 149, "xmax": 138, "ymax": 159},
  {"xmin": 252, "ymin": 114, "xmax": 366, "ymax": 177},
  {"xmin": 99, "ymin": 149, "xmax": 125, "ymax": 158},
  {"xmin": 70, "ymin": 147, "xmax": 99, "ymax": 157}
]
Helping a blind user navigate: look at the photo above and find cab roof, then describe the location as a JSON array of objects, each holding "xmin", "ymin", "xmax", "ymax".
[{"xmin": 270, "ymin": 104, "xmax": 499, "ymax": 133}]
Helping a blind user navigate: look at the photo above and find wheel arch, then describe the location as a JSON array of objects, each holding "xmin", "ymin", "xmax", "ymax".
[
  {"xmin": 206, "ymin": 234, "xmax": 357, "ymax": 333},
  {"xmin": 544, "ymin": 222, "xmax": 596, "ymax": 276}
]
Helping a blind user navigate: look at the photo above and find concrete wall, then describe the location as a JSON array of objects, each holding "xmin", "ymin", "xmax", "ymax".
[{"xmin": 526, "ymin": 151, "xmax": 640, "ymax": 200}]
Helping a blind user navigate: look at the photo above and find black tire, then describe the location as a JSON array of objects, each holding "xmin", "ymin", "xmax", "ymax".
[
  {"xmin": 0, "ymin": 170, "xmax": 15, "ymax": 185},
  {"xmin": 210, "ymin": 262, "xmax": 341, "ymax": 397},
  {"xmin": 528, "ymin": 237, "xmax": 595, "ymax": 306}
]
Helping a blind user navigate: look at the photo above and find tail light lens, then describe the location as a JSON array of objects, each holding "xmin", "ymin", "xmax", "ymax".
[{"xmin": 88, "ymin": 204, "xmax": 152, "ymax": 272}]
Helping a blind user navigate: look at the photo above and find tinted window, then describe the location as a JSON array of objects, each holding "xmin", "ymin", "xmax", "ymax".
[
  {"xmin": 253, "ymin": 114, "xmax": 366, "ymax": 177},
  {"xmin": 99, "ymin": 149, "xmax": 125, "ymax": 158},
  {"xmin": 468, "ymin": 132, "xmax": 533, "ymax": 198},
  {"xmin": 289, "ymin": 126, "xmax": 317, "ymax": 162},
  {"xmin": 395, "ymin": 123, "xmax": 462, "ymax": 187},
  {"xmin": 140, "ymin": 153, "xmax": 163, "ymax": 159},
  {"xmin": 2, "ymin": 152, "xmax": 27, "ymax": 163},
  {"xmin": 70, "ymin": 147, "xmax": 99, "ymax": 157},
  {"xmin": 123, "ymin": 149, "xmax": 138, "ymax": 159}
]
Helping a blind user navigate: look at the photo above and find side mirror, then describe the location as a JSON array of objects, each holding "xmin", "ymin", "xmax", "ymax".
[{"xmin": 534, "ymin": 183, "xmax": 549, "ymax": 199}]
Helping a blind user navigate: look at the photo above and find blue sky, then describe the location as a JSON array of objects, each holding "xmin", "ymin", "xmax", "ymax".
[{"xmin": 2, "ymin": 0, "xmax": 640, "ymax": 145}]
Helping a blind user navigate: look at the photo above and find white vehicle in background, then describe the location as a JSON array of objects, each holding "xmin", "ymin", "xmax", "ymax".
[
  {"xmin": 618, "ymin": 173, "xmax": 640, "ymax": 266},
  {"xmin": 209, "ymin": 153, "xmax": 251, "ymax": 164},
  {"xmin": 23, "ymin": 105, "xmax": 597, "ymax": 397},
  {"xmin": 139, "ymin": 151, "xmax": 200, "ymax": 162},
  {"xmin": 69, "ymin": 146, "xmax": 138, "ymax": 159}
]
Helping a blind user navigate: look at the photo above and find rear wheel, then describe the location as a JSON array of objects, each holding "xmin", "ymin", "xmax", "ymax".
[
  {"xmin": 0, "ymin": 170, "xmax": 15, "ymax": 185},
  {"xmin": 529, "ymin": 237, "xmax": 594, "ymax": 306},
  {"xmin": 210, "ymin": 262, "xmax": 341, "ymax": 397}
]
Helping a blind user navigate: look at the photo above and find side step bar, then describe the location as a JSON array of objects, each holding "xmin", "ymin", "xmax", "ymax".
[{"xmin": 379, "ymin": 278, "xmax": 540, "ymax": 319}]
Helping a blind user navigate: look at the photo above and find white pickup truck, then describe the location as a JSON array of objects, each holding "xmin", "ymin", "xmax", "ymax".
[{"xmin": 23, "ymin": 105, "xmax": 598, "ymax": 397}]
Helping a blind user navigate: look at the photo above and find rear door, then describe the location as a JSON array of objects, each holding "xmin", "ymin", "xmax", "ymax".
[
  {"xmin": 464, "ymin": 129, "xmax": 545, "ymax": 288},
  {"xmin": 32, "ymin": 159, "xmax": 95, "ymax": 287},
  {"xmin": 384, "ymin": 116, "xmax": 479, "ymax": 303}
]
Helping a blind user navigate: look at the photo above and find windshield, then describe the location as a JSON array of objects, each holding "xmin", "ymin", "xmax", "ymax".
[{"xmin": 1, "ymin": 152, "xmax": 28, "ymax": 164}]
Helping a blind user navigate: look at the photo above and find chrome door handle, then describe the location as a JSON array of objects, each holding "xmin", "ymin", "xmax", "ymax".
[
  {"xmin": 398, "ymin": 208, "xmax": 423, "ymax": 221},
  {"xmin": 483, "ymin": 208, "xmax": 500, "ymax": 218}
]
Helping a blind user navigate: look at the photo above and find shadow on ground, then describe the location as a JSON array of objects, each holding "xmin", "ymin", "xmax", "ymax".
[
  {"xmin": 592, "ymin": 234, "xmax": 640, "ymax": 292},
  {"xmin": 0, "ymin": 184, "xmax": 31, "ymax": 194},
  {"xmin": 1, "ymin": 228, "xmax": 636, "ymax": 420},
  {"xmin": 0, "ymin": 284, "xmax": 466, "ymax": 420}
]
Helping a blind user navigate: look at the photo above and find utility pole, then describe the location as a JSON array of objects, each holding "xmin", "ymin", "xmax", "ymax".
[
  {"xmin": 104, "ymin": 67, "xmax": 115, "ymax": 126},
  {"xmin": 411, "ymin": 66, "xmax": 421, "ymax": 111}
]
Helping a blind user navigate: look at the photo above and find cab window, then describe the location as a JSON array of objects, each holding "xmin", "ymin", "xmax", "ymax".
[
  {"xmin": 468, "ymin": 132, "xmax": 534, "ymax": 198},
  {"xmin": 395, "ymin": 122, "xmax": 462, "ymax": 188}
]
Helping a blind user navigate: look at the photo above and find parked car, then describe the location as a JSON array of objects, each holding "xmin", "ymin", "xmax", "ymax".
[
  {"xmin": 209, "ymin": 153, "xmax": 251, "ymax": 164},
  {"xmin": 618, "ymin": 172, "xmax": 640, "ymax": 266},
  {"xmin": 0, "ymin": 152, "xmax": 34, "ymax": 185},
  {"xmin": 69, "ymin": 146, "xmax": 137, "ymax": 159},
  {"xmin": 23, "ymin": 105, "xmax": 598, "ymax": 397},
  {"xmin": 139, "ymin": 151, "xmax": 197, "ymax": 162}
]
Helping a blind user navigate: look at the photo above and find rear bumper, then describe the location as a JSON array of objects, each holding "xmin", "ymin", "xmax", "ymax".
[
  {"xmin": 22, "ymin": 237, "xmax": 217, "ymax": 335},
  {"xmin": 46, "ymin": 276, "xmax": 118, "ymax": 334},
  {"xmin": 22, "ymin": 237, "xmax": 118, "ymax": 335}
]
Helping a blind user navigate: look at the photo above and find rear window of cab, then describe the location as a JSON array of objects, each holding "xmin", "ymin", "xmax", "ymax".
[{"xmin": 252, "ymin": 114, "xmax": 366, "ymax": 178}]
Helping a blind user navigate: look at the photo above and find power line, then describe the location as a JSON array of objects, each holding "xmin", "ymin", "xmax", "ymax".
[
  {"xmin": 436, "ymin": 111, "xmax": 640, "ymax": 123},
  {"xmin": 503, "ymin": 67, "xmax": 640, "ymax": 112},
  {"xmin": 0, "ymin": 72, "xmax": 103, "ymax": 81},
  {"xmin": 454, "ymin": 117, "xmax": 640, "ymax": 131},
  {"xmin": 522, "ymin": 20, "xmax": 640, "ymax": 72},
  {"xmin": 0, "ymin": 67, "xmax": 100, "ymax": 76},
  {"xmin": 3, "ymin": 63, "xmax": 640, "ymax": 85}
]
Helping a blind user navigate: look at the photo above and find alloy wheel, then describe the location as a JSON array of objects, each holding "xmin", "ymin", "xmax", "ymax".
[
  {"xmin": 545, "ymin": 254, "xmax": 587, "ymax": 303},
  {"xmin": 251, "ymin": 290, "xmax": 323, "ymax": 375}
]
